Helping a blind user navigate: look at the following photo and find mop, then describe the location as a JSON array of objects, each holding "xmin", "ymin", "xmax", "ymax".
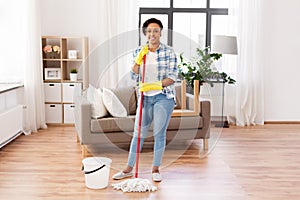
[{"xmin": 112, "ymin": 55, "xmax": 157, "ymax": 192}]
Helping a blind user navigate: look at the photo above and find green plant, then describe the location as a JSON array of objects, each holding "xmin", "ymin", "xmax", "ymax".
[
  {"xmin": 178, "ymin": 46, "xmax": 236, "ymax": 88},
  {"xmin": 70, "ymin": 68, "xmax": 77, "ymax": 73}
]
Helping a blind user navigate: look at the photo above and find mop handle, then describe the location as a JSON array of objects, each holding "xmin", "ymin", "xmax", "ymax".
[{"xmin": 135, "ymin": 54, "xmax": 146, "ymax": 178}]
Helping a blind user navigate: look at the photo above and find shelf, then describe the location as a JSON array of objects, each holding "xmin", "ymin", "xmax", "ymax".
[
  {"xmin": 62, "ymin": 80, "xmax": 83, "ymax": 83},
  {"xmin": 44, "ymin": 79, "xmax": 83, "ymax": 83},
  {"xmin": 44, "ymin": 79, "xmax": 61, "ymax": 83},
  {"xmin": 62, "ymin": 59, "xmax": 83, "ymax": 61},
  {"xmin": 42, "ymin": 36, "xmax": 89, "ymax": 124},
  {"xmin": 45, "ymin": 101, "xmax": 63, "ymax": 104},
  {"xmin": 43, "ymin": 59, "xmax": 61, "ymax": 61}
]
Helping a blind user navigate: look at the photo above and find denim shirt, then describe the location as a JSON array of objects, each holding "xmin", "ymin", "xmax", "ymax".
[{"xmin": 130, "ymin": 43, "xmax": 178, "ymax": 101}]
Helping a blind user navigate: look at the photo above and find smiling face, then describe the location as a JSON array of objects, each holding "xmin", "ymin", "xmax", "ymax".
[{"xmin": 145, "ymin": 23, "xmax": 161, "ymax": 46}]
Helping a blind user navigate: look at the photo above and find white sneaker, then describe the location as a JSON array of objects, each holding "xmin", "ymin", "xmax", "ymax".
[
  {"xmin": 112, "ymin": 171, "xmax": 133, "ymax": 180},
  {"xmin": 152, "ymin": 172, "xmax": 162, "ymax": 182}
]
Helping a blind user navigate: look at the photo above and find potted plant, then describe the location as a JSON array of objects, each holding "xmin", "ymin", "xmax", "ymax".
[
  {"xmin": 178, "ymin": 46, "xmax": 236, "ymax": 88},
  {"xmin": 70, "ymin": 68, "xmax": 78, "ymax": 81}
]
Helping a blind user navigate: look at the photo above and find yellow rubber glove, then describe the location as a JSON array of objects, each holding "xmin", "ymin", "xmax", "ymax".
[
  {"xmin": 139, "ymin": 81, "xmax": 163, "ymax": 92},
  {"xmin": 134, "ymin": 45, "xmax": 148, "ymax": 65}
]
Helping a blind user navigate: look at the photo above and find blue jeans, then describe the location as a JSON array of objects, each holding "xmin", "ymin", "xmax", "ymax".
[{"xmin": 127, "ymin": 93, "xmax": 175, "ymax": 167}]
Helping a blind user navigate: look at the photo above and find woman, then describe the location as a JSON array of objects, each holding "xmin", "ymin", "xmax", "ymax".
[{"xmin": 112, "ymin": 18, "xmax": 177, "ymax": 182}]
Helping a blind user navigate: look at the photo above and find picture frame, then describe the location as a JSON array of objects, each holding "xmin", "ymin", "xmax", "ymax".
[
  {"xmin": 68, "ymin": 50, "xmax": 77, "ymax": 59},
  {"xmin": 45, "ymin": 68, "xmax": 61, "ymax": 80}
]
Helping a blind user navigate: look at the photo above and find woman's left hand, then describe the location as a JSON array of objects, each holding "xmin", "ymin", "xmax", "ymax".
[{"xmin": 139, "ymin": 81, "xmax": 162, "ymax": 92}]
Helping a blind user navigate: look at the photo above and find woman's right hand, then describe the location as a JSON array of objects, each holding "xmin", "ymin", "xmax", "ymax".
[{"xmin": 134, "ymin": 45, "xmax": 148, "ymax": 65}]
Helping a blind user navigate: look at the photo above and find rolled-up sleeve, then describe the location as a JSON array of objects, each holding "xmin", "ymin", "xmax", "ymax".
[
  {"xmin": 167, "ymin": 49, "xmax": 178, "ymax": 81},
  {"xmin": 130, "ymin": 69, "xmax": 139, "ymax": 81}
]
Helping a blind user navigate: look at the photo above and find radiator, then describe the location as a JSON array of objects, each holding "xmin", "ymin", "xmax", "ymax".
[{"xmin": 0, "ymin": 105, "xmax": 24, "ymax": 148}]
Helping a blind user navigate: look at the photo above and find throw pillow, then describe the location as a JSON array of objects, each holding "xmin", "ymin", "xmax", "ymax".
[
  {"xmin": 102, "ymin": 88, "xmax": 127, "ymax": 118},
  {"xmin": 113, "ymin": 86, "xmax": 137, "ymax": 115},
  {"xmin": 86, "ymin": 84, "xmax": 108, "ymax": 119}
]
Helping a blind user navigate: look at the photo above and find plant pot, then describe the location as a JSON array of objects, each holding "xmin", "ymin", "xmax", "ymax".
[{"xmin": 70, "ymin": 73, "xmax": 77, "ymax": 81}]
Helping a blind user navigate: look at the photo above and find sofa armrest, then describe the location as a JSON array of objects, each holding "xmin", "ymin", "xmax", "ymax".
[
  {"xmin": 200, "ymin": 100, "xmax": 211, "ymax": 137},
  {"xmin": 74, "ymin": 95, "xmax": 92, "ymax": 144}
]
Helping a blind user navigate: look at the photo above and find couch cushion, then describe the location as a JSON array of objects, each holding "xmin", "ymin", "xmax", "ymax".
[
  {"xmin": 91, "ymin": 115, "xmax": 203, "ymax": 133},
  {"xmin": 91, "ymin": 116, "xmax": 136, "ymax": 133},
  {"xmin": 113, "ymin": 86, "xmax": 137, "ymax": 115},
  {"xmin": 167, "ymin": 116, "xmax": 203, "ymax": 130}
]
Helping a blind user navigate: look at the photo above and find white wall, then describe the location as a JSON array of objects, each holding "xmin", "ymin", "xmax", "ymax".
[
  {"xmin": 40, "ymin": 0, "xmax": 100, "ymax": 50},
  {"xmin": 40, "ymin": 0, "xmax": 300, "ymax": 122},
  {"xmin": 262, "ymin": 0, "xmax": 300, "ymax": 121}
]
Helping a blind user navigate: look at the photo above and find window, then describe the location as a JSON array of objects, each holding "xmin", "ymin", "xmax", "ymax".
[
  {"xmin": 139, "ymin": 0, "xmax": 228, "ymax": 48},
  {"xmin": 173, "ymin": 0, "xmax": 206, "ymax": 8},
  {"xmin": 139, "ymin": 0, "xmax": 170, "ymax": 8},
  {"xmin": 0, "ymin": 1, "xmax": 26, "ymax": 83},
  {"xmin": 173, "ymin": 12, "xmax": 206, "ymax": 57}
]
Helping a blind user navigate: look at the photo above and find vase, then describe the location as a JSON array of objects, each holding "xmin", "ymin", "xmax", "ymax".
[{"xmin": 70, "ymin": 73, "xmax": 77, "ymax": 81}]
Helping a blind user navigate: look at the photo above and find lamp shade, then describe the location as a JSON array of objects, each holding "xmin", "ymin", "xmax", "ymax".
[{"xmin": 211, "ymin": 35, "xmax": 238, "ymax": 55}]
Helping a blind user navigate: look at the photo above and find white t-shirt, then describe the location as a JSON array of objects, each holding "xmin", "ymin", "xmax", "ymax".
[{"xmin": 142, "ymin": 51, "xmax": 162, "ymax": 96}]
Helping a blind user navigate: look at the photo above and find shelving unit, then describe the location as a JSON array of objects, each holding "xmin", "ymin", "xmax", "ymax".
[{"xmin": 41, "ymin": 36, "xmax": 89, "ymax": 125}]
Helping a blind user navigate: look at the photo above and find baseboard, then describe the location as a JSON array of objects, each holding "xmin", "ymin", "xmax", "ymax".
[
  {"xmin": 264, "ymin": 121, "xmax": 300, "ymax": 124},
  {"xmin": 46, "ymin": 123, "xmax": 75, "ymax": 127},
  {"xmin": 0, "ymin": 131, "xmax": 23, "ymax": 148}
]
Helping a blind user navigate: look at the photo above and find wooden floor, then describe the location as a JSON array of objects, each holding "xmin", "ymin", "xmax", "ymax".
[{"xmin": 1, "ymin": 124, "xmax": 300, "ymax": 200}]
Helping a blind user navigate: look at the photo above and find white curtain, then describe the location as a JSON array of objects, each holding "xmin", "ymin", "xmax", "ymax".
[
  {"xmin": 0, "ymin": 0, "xmax": 46, "ymax": 133},
  {"xmin": 23, "ymin": 0, "xmax": 47, "ymax": 133},
  {"xmin": 226, "ymin": 0, "xmax": 264, "ymax": 126},
  {"xmin": 93, "ymin": 0, "xmax": 139, "ymax": 89}
]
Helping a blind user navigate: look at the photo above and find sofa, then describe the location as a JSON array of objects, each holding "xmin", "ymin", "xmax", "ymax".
[{"xmin": 74, "ymin": 84, "xmax": 211, "ymax": 157}]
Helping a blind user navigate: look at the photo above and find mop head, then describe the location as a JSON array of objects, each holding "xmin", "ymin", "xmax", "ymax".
[{"xmin": 112, "ymin": 178, "xmax": 157, "ymax": 192}]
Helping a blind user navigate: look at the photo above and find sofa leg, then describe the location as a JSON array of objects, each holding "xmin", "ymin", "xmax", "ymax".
[
  {"xmin": 76, "ymin": 135, "xmax": 80, "ymax": 143},
  {"xmin": 203, "ymin": 138, "xmax": 209, "ymax": 150}
]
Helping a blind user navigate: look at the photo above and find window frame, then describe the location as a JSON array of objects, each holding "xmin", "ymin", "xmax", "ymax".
[{"xmin": 139, "ymin": 0, "xmax": 228, "ymax": 47}]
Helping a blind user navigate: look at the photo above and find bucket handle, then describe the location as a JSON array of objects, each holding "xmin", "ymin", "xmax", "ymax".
[{"xmin": 82, "ymin": 164, "xmax": 106, "ymax": 175}]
